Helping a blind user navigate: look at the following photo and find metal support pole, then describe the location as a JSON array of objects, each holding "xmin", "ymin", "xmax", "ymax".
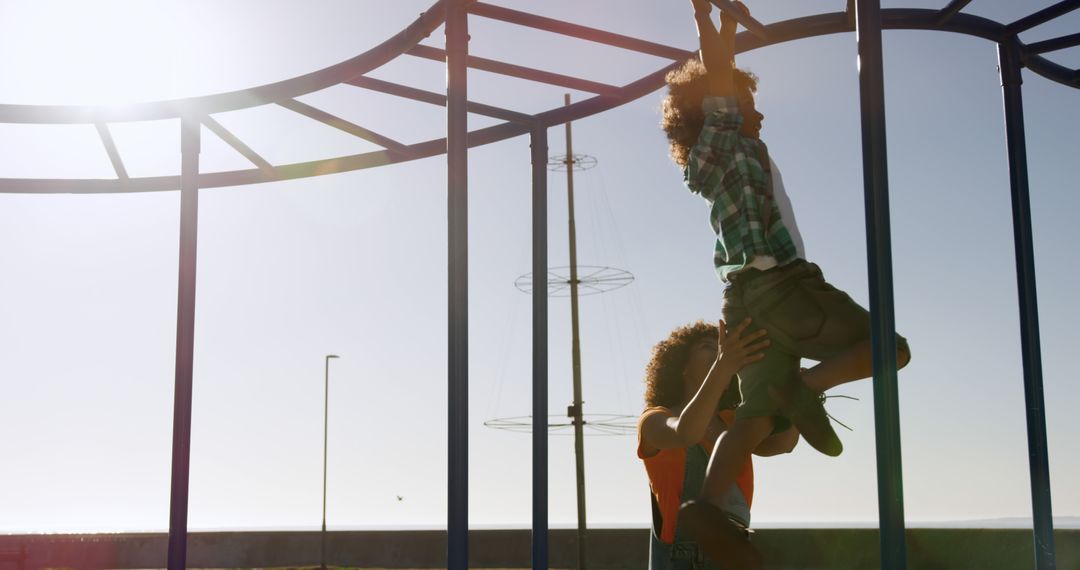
[
  {"xmin": 563, "ymin": 94, "xmax": 588, "ymax": 570},
  {"xmin": 446, "ymin": 2, "xmax": 469, "ymax": 570},
  {"xmin": 854, "ymin": 1, "xmax": 907, "ymax": 568},
  {"xmin": 530, "ymin": 124, "xmax": 549, "ymax": 570},
  {"xmin": 998, "ymin": 41, "xmax": 1057, "ymax": 570},
  {"xmin": 166, "ymin": 116, "xmax": 200, "ymax": 570},
  {"xmin": 321, "ymin": 354, "xmax": 340, "ymax": 570}
]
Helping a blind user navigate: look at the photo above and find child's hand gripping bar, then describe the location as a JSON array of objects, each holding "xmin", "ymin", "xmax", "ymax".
[{"xmin": 709, "ymin": 0, "xmax": 771, "ymax": 40}]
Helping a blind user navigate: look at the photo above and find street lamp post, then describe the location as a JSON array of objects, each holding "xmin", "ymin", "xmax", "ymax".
[{"xmin": 321, "ymin": 354, "xmax": 340, "ymax": 570}]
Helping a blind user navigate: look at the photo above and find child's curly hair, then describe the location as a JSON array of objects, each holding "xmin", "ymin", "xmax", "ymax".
[
  {"xmin": 660, "ymin": 58, "xmax": 758, "ymax": 168},
  {"xmin": 644, "ymin": 320, "xmax": 719, "ymax": 409}
]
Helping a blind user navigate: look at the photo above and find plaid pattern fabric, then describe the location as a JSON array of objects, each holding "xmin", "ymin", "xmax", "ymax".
[{"xmin": 684, "ymin": 96, "xmax": 798, "ymax": 282}]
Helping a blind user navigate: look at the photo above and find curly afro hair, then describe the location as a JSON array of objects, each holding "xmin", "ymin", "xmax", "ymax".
[
  {"xmin": 660, "ymin": 58, "xmax": 758, "ymax": 168},
  {"xmin": 644, "ymin": 320, "xmax": 719, "ymax": 409}
]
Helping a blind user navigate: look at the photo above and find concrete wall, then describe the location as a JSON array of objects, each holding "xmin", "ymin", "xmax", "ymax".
[{"xmin": 1, "ymin": 528, "xmax": 1078, "ymax": 569}]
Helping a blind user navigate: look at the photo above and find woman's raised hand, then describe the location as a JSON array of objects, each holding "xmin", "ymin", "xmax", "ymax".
[{"xmin": 717, "ymin": 317, "xmax": 769, "ymax": 372}]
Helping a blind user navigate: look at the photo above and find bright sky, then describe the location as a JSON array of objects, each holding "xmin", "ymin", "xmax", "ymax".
[{"xmin": 0, "ymin": 0, "xmax": 1078, "ymax": 534}]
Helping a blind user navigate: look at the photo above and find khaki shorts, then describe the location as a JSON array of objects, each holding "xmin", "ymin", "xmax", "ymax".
[{"xmin": 721, "ymin": 259, "xmax": 910, "ymax": 424}]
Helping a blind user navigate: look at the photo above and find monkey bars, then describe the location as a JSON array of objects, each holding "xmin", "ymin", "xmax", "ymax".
[{"xmin": 2, "ymin": 1, "xmax": 1077, "ymax": 568}]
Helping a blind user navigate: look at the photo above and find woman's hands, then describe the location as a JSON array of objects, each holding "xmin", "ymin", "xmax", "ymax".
[
  {"xmin": 641, "ymin": 317, "xmax": 768, "ymax": 452},
  {"xmin": 715, "ymin": 317, "xmax": 769, "ymax": 377}
]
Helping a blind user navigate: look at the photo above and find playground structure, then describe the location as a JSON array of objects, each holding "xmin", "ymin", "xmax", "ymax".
[{"xmin": 1, "ymin": 0, "xmax": 1077, "ymax": 568}]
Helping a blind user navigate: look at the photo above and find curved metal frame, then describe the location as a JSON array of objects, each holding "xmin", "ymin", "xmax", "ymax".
[
  {"xmin": 3, "ymin": 1, "xmax": 1076, "ymax": 569},
  {"xmin": 1, "ymin": 6, "xmax": 1076, "ymax": 195}
]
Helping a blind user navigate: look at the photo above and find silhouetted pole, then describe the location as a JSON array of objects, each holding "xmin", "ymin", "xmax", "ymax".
[
  {"xmin": 563, "ymin": 94, "xmax": 588, "ymax": 570},
  {"xmin": 998, "ymin": 40, "xmax": 1056, "ymax": 570},
  {"xmin": 854, "ymin": 0, "xmax": 907, "ymax": 568},
  {"xmin": 446, "ymin": 1, "xmax": 470, "ymax": 570},
  {"xmin": 531, "ymin": 123, "xmax": 550, "ymax": 570},
  {"xmin": 321, "ymin": 354, "xmax": 340, "ymax": 570},
  {"xmin": 167, "ymin": 116, "xmax": 200, "ymax": 570}
]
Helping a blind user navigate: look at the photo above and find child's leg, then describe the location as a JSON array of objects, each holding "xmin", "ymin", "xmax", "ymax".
[
  {"xmin": 802, "ymin": 338, "xmax": 912, "ymax": 393},
  {"xmin": 738, "ymin": 340, "xmax": 842, "ymax": 456},
  {"xmin": 676, "ymin": 416, "xmax": 773, "ymax": 569},
  {"xmin": 701, "ymin": 416, "xmax": 774, "ymax": 505},
  {"xmin": 678, "ymin": 416, "xmax": 771, "ymax": 569},
  {"xmin": 756, "ymin": 262, "xmax": 912, "ymax": 395}
]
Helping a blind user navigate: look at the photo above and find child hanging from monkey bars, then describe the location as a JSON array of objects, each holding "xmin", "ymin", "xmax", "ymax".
[{"xmin": 660, "ymin": 0, "xmax": 912, "ymax": 565}]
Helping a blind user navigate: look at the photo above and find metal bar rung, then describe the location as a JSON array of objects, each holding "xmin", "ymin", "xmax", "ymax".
[
  {"xmin": 407, "ymin": 44, "xmax": 623, "ymax": 96},
  {"xmin": 470, "ymin": 2, "xmax": 693, "ymax": 61},
  {"xmin": 1004, "ymin": 0, "xmax": 1080, "ymax": 36},
  {"xmin": 277, "ymin": 98, "xmax": 413, "ymax": 156},
  {"xmin": 935, "ymin": 0, "xmax": 974, "ymax": 25},
  {"xmin": 346, "ymin": 76, "xmax": 535, "ymax": 125},
  {"xmin": 200, "ymin": 115, "xmax": 274, "ymax": 173},
  {"xmin": 1025, "ymin": 32, "xmax": 1080, "ymax": 55},
  {"xmin": 94, "ymin": 122, "xmax": 129, "ymax": 180}
]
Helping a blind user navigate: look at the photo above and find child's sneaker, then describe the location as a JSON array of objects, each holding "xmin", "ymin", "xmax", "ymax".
[
  {"xmin": 678, "ymin": 500, "xmax": 764, "ymax": 570},
  {"xmin": 771, "ymin": 381, "xmax": 843, "ymax": 456}
]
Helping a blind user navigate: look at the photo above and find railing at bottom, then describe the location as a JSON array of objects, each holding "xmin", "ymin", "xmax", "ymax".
[{"xmin": 1, "ymin": 528, "xmax": 1077, "ymax": 570}]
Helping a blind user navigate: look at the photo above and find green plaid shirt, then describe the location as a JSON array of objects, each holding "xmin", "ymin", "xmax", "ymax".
[{"xmin": 684, "ymin": 96, "xmax": 798, "ymax": 283}]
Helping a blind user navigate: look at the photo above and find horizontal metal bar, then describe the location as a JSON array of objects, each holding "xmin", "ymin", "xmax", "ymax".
[
  {"xmin": 5, "ymin": 1, "xmax": 1079, "ymax": 127},
  {"xmin": 346, "ymin": 76, "xmax": 535, "ymax": 124},
  {"xmin": 1004, "ymin": 0, "xmax": 1080, "ymax": 36},
  {"xmin": 94, "ymin": 122, "xmax": 129, "ymax": 180},
  {"xmin": 1025, "ymin": 32, "xmax": 1080, "ymax": 54},
  {"xmin": 277, "ymin": 98, "xmax": 413, "ymax": 155},
  {"xmin": 1022, "ymin": 51, "xmax": 1080, "ymax": 87},
  {"xmin": 200, "ymin": 115, "xmax": 274, "ymax": 172},
  {"xmin": 470, "ymin": 2, "xmax": 693, "ymax": 61},
  {"xmin": 709, "ymin": 0, "xmax": 770, "ymax": 39},
  {"xmin": 935, "ymin": 0, "xmax": 974, "ymax": 25},
  {"xmin": 407, "ymin": 44, "xmax": 622, "ymax": 96},
  {"xmin": 0, "ymin": 62, "xmax": 681, "ymax": 195},
  {"xmin": 7, "ymin": 8, "xmax": 1080, "ymax": 195}
]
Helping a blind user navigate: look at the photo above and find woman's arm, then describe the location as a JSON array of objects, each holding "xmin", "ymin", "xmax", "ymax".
[{"xmin": 641, "ymin": 319, "xmax": 768, "ymax": 451}]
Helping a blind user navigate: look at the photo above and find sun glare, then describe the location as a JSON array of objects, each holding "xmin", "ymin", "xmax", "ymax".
[{"xmin": 0, "ymin": 1, "xmax": 193, "ymax": 105}]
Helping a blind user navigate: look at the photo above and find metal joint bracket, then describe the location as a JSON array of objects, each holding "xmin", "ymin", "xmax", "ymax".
[
  {"xmin": 180, "ymin": 116, "xmax": 202, "ymax": 155},
  {"xmin": 998, "ymin": 41, "xmax": 1024, "ymax": 87}
]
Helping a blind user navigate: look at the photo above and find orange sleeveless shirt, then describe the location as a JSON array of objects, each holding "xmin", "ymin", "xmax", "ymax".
[{"xmin": 637, "ymin": 406, "xmax": 754, "ymax": 544}]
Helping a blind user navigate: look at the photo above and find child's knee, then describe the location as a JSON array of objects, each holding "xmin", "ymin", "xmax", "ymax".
[
  {"xmin": 731, "ymin": 415, "xmax": 775, "ymax": 438},
  {"xmin": 896, "ymin": 339, "xmax": 911, "ymax": 370}
]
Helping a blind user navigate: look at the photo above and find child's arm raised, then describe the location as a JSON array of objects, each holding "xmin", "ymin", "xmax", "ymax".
[{"xmin": 692, "ymin": 0, "xmax": 743, "ymax": 95}]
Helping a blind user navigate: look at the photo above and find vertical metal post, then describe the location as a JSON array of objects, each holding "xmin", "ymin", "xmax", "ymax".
[
  {"xmin": 530, "ymin": 124, "xmax": 549, "ymax": 570},
  {"xmin": 322, "ymin": 354, "xmax": 340, "ymax": 570},
  {"xmin": 166, "ymin": 116, "xmax": 200, "ymax": 570},
  {"xmin": 446, "ymin": 2, "xmax": 469, "ymax": 570},
  {"xmin": 563, "ymin": 94, "xmax": 588, "ymax": 570},
  {"xmin": 854, "ymin": 1, "xmax": 907, "ymax": 568},
  {"xmin": 998, "ymin": 41, "xmax": 1057, "ymax": 570}
]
